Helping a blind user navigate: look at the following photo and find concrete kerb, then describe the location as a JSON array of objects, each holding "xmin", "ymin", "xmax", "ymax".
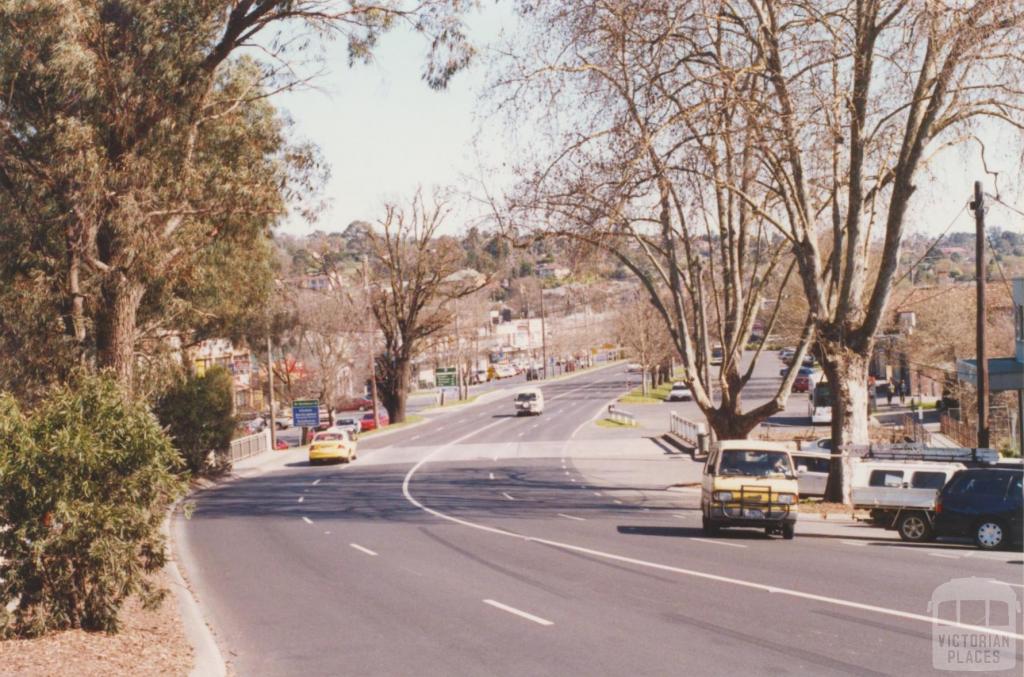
[
  {"xmin": 163, "ymin": 359, "xmax": 627, "ymax": 673},
  {"xmin": 162, "ymin": 500, "xmax": 226, "ymax": 677}
]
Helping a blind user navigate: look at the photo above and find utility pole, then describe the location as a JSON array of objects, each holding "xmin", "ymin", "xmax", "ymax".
[
  {"xmin": 972, "ymin": 181, "xmax": 990, "ymax": 448},
  {"xmin": 539, "ymin": 286, "xmax": 548, "ymax": 380},
  {"xmin": 363, "ymin": 255, "xmax": 381, "ymax": 430},
  {"xmin": 454, "ymin": 296, "xmax": 464, "ymax": 400},
  {"xmin": 267, "ymin": 335, "xmax": 277, "ymax": 450}
]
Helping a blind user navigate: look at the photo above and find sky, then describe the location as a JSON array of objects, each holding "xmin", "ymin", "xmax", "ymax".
[
  {"xmin": 268, "ymin": 5, "xmax": 1024, "ymax": 240},
  {"xmin": 270, "ymin": 4, "xmax": 517, "ymax": 237}
]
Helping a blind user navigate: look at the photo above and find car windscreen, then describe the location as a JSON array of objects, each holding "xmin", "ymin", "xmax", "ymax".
[
  {"xmin": 718, "ymin": 450, "xmax": 793, "ymax": 477},
  {"xmin": 515, "ymin": 392, "xmax": 537, "ymax": 402}
]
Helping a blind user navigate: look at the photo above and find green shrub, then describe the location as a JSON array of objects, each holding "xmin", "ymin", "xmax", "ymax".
[
  {"xmin": 0, "ymin": 372, "xmax": 185, "ymax": 637},
  {"xmin": 155, "ymin": 366, "xmax": 236, "ymax": 474}
]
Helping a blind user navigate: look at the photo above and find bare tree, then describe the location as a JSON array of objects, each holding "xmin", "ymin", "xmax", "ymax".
[
  {"xmin": 493, "ymin": 1, "xmax": 816, "ymax": 438},
  {"xmin": 614, "ymin": 292, "xmax": 676, "ymax": 395},
  {"xmin": 366, "ymin": 190, "xmax": 485, "ymax": 422},
  {"xmin": 682, "ymin": 0, "xmax": 1024, "ymax": 497}
]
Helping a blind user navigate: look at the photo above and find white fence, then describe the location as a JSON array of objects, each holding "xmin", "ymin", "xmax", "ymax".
[
  {"xmin": 669, "ymin": 411, "xmax": 709, "ymax": 455},
  {"xmin": 607, "ymin": 405, "xmax": 637, "ymax": 427},
  {"xmin": 229, "ymin": 429, "xmax": 271, "ymax": 463}
]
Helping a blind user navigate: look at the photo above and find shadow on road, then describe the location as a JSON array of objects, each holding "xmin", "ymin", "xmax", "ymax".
[{"xmin": 617, "ymin": 525, "xmax": 769, "ymax": 540}]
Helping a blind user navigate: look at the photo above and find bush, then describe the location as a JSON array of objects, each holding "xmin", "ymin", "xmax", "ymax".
[
  {"xmin": 0, "ymin": 372, "xmax": 185, "ymax": 637},
  {"xmin": 155, "ymin": 366, "xmax": 236, "ymax": 474}
]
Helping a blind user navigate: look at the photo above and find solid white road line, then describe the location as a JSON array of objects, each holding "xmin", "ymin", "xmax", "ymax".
[
  {"xmin": 613, "ymin": 499, "xmax": 623, "ymax": 504},
  {"xmin": 297, "ymin": 496, "xmax": 304, "ymax": 504},
  {"xmin": 928, "ymin": 552, "xmax": 960, "ymax": 559},
  {"xmin": 558, "ymin": 513, "xmax": 586, "ymax": 521},
  {"xmin": 312, "ymin": 479, "xmax": 321, "ymax": 486},
  {"xmin": 672, "ymin": 514, "xmax": 690, "ymax": 520},
  {"xmin": 840, "ymin": 539, "xmax": 867, "ymax": 547},
  {"xmin": 400, "ymin": 370, "xmax": 1024, "ymax": 644},
  {"xmin": 350, "ymin": 543, "xmax": 378, "ymax": 557},
  {"xmin": 593, "ymin": 491, "xmax": 602, "ymax": 496},
  {"xmin": 692, "ymin": 538, "xmax": 747, "ymax": 549},
  {"xmin": 489, "ymin": 472, "xmax": 495, "ymax": 480},
  {"xmin": 482, "ymin": 599, "xmax": 554, "ymax": 626},
  {"xmin": 301, "ymin": 516, "xmax": 313, "ymax": 525},
  {"xmin": 502, "ymin": 492, "xmax": 516, "ymax": 501}
]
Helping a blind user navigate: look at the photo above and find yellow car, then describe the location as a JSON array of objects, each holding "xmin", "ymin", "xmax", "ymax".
[
  {"xmin": 308, "ymin": 430, "xmax": 357, "ymax": 465},
  {"xmin": 701, "ymin": 440, "xmax": 799, "ymax": 539}
]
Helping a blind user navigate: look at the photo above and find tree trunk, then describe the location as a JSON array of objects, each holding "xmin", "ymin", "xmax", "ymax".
[
  {"xmin": 95, "ymin": 274, "xmax": 144, "ymax": 387},
  {"xmin": 377, "ymin": 353, "xmax": 411, "ymax": 423},
  {"xmin": 820, "ymin": 348, "xmax": 871, "ymax": 502},
  {"xmin": 705, "ymin": 406, "xmax": 762, "ymax": 440}
]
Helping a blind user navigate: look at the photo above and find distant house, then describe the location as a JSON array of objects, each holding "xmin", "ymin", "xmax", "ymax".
[
  {"xmin": 537, "ymin": 263, "xmax": 570, "ymax": 280},
  {"xmin": 189, "ymin": 338, "xmax": 263, "ymax": 412},
  {"xmin": 298, "ymin": 273, "xmax": 334, "ymax": 291},
  {"xmin": 937, "ymin": 246, "xmax": 970, "ymax": 259}
]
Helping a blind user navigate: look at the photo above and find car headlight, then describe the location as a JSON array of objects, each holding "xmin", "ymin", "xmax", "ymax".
[
  {"xmin": 776, "ymin": 493, "xmax": 796, "ymax": 505},
  {"xmin": 713, "ymin": 491, "xmax": 733, "ymax": 502}
]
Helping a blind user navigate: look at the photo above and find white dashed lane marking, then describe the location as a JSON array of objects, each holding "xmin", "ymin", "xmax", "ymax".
[{"xmin": 483, "ymin": 600, "xmax": 553, "ymax": 626}]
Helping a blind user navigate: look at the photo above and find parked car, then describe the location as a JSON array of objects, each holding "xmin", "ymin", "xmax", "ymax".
[
  {"xmin": 778, "ymin": 347, "xmax": 797, "ymax": 362},
  {"xmin": 360, "ymin": 408, "xmax": 390, "ymax": 431},
  {"xmin": 667, "ymin": 382, "xmax": 693, "ymax": 401},
  {"xmin": 330, "ymin": 415, "xmax": 362, "ymax": 435},
  {"xmin": 710, "ymin": 346, "xmax": 724, "ymax": 366},
  {"xmin": 850, "ymin": 460, "xmax": 965, "ymax": 542},
  {"xmin": 308, "ymin": 430, "xmax": 357, "ymax": 465},
  {"xmin": 701, "ymin": 440, "xmax": 798, "ymax": 539},
  {"xmin": 933, "ymin": 467, "xmax": 1023, "ymax": 550},
  {"xmin": 780, "ymin": 365, "xmax": 815, "ymax": 378},
  {"xmin": 791, "ymin": 375, "xmax": 811, "ymax": 393},
  {"xmin": 493, "ymin": 364, "xmax": 517, "ymax": 379},
  {"xmin": 791, "ymin": 450, "xmax": 831, "ymax": 497},
  {"xmin": 626, "ymin": 362, "xmax": 643, "ymax": 373}
]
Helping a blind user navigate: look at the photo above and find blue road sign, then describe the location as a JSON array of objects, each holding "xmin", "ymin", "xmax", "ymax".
[{"xmin": 292, "ymin": 399, "xmax": 320, "ymax": 428}]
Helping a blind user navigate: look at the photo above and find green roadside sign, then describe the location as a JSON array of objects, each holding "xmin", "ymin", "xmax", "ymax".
[{"xmin": 435, "ymin": 367, "xmax": 457, "ymax": 388}]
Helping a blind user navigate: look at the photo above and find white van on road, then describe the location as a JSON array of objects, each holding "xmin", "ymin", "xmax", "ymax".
[{"xmin": 514, "ymin": 387, "xmax": 545, "ymax": 416}]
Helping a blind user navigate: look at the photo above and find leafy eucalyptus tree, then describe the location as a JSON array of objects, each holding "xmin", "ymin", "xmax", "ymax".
[{"xmin": 0, "ymin": 0, "xmax": 472, "ymax": 391}]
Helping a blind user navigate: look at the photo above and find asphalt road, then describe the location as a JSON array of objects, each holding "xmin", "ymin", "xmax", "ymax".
[{"xmin": 177, "ymin": 364, "xmax": 1023, "ymax": 676}]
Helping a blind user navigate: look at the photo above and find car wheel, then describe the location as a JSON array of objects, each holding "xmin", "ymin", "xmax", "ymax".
[
  {"xmin": 896, "ymin": 512, "xmax": 933, "ymax": 543},
  {"xmin": 782, "ymin": 522, "xmax": 795, "ymax": 540},
  {"xmin": 701, "ymin": 515, "xmax": 719, "ymax": 536},
  {"xmin": 974, "ymin": 519, "xmax": 1006, "ymax": 550}
]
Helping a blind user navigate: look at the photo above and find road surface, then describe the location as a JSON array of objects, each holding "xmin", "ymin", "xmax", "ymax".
[{"xmin": 176, "ymin": 364, "xmax": 1023, "ymax": 676}]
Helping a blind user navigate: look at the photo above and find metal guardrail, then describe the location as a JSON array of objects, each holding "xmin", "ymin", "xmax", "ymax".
[
  {"xmin": 229, "ymin": 429, "xmax": 271, "ymax": 463},
  {"xmin": 607, "ymin": 405, "xmax": 637, "ymax": 426},
  {"xmin": 669, "ymin": 411, "xmax": 709, "ymax": 455}
]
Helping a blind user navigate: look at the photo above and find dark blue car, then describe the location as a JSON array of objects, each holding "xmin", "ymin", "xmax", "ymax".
[
  {"xmin": 780, "ymin": 366, "xmax": 815, "ymax": 378},
  {"xmin": 934, "ymin": 468, "xmax": 1023, "ymax": 550}
]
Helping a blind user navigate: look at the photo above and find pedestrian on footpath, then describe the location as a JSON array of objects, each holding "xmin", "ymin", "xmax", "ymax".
[
  {"xmin": 899, "ymin": 380, "xmax": 907, "ymax": 405},
  {"xmin": 886, "ymin": 384, "xmax": 893, "ymax": 407}
]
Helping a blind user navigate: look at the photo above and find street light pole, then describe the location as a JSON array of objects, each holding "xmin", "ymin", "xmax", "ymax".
[
  {"xmin": 363, "ymin": 255, "xmax": 381, "ymax": 429},
  {"xmin": 267, "ymin": 334, "xmax": 276, "ymax": 450},
  {"xmin": 972, "ymin": 181, "xmax": 990, "ymax": 448},
  {"xmin": 539, "ymin": 285, "xmax": 548, "ymax": 380}
]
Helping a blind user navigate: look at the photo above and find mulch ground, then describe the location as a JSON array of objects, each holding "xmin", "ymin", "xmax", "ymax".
[{"xmin": 0, "ymin": 567, "xmax": 192, "ymax": 676}]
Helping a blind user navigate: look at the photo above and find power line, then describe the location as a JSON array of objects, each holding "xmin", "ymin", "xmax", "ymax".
[
  {"xmin": 985, "ymin": 193, "xmax": 1024, "ymax": 222},
  {"xmin": 894, "ymin": 201, "xmax": 968, "ymax": 287}
]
